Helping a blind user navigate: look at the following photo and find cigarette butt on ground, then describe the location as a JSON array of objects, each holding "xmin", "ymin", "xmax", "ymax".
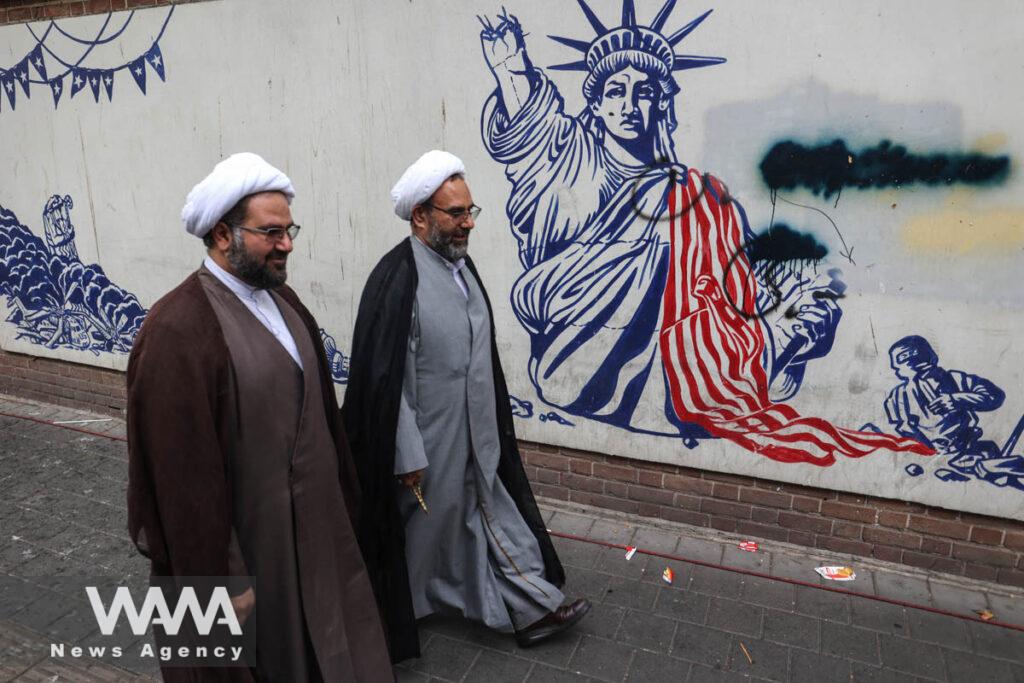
[
  {"xmin": 739, "ymin": 642, "xmax": 753, "ymax": 665},
  {"xmin": 412, "ymin": 483, "xmax": 429, "ymax": 514}
]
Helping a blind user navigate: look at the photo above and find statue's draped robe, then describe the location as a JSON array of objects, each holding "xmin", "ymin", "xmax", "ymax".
[
  {"xmin": 127, "ymin": 270, "xmax": 392, "ymax": 682},
  {"xmin": 483, "ymin": 72, "xmax": 931, "ymax": 465},
  {"xmin": 395, "ymin": 237, "xmax": 563, "ymax": 631}
]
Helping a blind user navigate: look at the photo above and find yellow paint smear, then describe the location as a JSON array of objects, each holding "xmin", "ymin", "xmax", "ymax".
[
  {"xmin": 973, "ymin": 132, "xmax": 1009, "ymax": 155},
  {"xmin": 902, "ymin": 188, "xmax": 1024, "ymax": 254}
]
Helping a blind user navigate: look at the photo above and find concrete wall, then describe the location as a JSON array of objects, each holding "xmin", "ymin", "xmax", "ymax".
[{"xmin": 1, "ymin": 0, "xmax": 1021, "ymax": 522}]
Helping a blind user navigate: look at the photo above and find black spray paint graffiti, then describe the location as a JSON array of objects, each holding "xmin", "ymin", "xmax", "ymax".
[
  {"xmin": 770, "ymin": 192, "xmax": 855, "ymax": 263},
  {"xmin": 618, "ymin": 140, "xmax": 1010, "ymax": 309},
  {"xmin": 627, "ymin": 160, "xmax": 720, "ymax": 223},
  {"xmin": 760, "ymin": 139, "xmax": 1010, "ymax": 199},
  {"xmin": 622, "ymin": 161, "xmax": 841, "ymax": 323},
  {"xmin": 723, "ymin": 224, "xmax": 843, "ymax": 322}
]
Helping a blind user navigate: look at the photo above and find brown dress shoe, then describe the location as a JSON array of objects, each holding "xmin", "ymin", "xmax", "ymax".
[{"xmin": 514, "ymin": 598, "xmax": 592, "ymax": 647}]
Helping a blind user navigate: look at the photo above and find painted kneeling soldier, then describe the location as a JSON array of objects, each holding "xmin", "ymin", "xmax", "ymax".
[
  {"xmin": 126, "ymin": 153, "xmax": 392, "ymax": 682},
  {"xmin": 343, "ymin": 150, "xmax": 590, "ymax": 662}
]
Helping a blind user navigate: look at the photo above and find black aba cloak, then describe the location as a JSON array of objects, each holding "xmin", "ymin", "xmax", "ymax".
[{"xmin": 342, "ymin": 238, "xmax": 564, "ymax": 662}]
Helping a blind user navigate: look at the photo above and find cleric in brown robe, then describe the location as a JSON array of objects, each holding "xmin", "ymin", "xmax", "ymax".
[{"xmin": 126, "ymin": 153, "xmax": 393, "ymax": 682}]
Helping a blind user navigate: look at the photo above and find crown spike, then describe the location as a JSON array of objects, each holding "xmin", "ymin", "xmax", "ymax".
[
  {"xmin": 549, "ymin": 60, "xmax": 591, "ymax": 72},
  {"xmin": 575, "ymin": 0, "xmax": 607, "ymax": 36},
  {"xmin": 548, "ymin": 34, "xmax": 592, "ymax": 53},
  {"xmin": 549, "ymin": 1, "xmax": 726, "ymax": 77},
  {"xmin": 667, "ymin": 9, "xmax": 714, "ymax": 47},
  {"xmin": 650, "ymin": 0, "xmax": 678, "ymax": 32},
  {"xmin": 672, "ymin": 54, "xmax": 727, "ymax": 70},
  {"xmin": 622, "ymin": 0, "xmax": 636, "ymax": 27}
]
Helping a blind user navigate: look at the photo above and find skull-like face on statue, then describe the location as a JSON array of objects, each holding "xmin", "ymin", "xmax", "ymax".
[
  {"xmin": 590, "ymin": 66, "xmax": 661, "ymax": 142},
  {"xmin": 583, "ymin": 53, "xmax": 677, "ymax": 165}
]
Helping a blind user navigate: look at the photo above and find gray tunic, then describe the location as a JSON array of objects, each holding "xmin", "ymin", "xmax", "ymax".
[
  {"xmin": 200, "ymin": 268, "xmax": 391, "ymax": 682},
  {"xmin": 395, "ymin": 237, "xmax": 564, "ymax": 632}
]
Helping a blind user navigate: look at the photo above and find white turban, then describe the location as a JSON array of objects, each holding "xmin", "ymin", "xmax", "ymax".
[
  {"xmin": 181, "ymin": 152, "xmax": 295, "ymax": 238},
  {"xmin": 390, "ymin": 150, "xmax": 466, "ymax": 220}
]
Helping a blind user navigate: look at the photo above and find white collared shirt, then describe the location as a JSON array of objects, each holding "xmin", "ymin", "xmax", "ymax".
[
  {"xmin": 203, "ymin": 256, "xmax": 303, "ymax": 369},
  {"xmin": 447, "ymin": 257, "xmax": 469, "ymax": 299}
]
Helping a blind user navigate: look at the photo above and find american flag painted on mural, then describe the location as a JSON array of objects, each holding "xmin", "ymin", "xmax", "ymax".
[{"xmin": 658, "ymin": 169, "xmax": 933, "ymax": 466}]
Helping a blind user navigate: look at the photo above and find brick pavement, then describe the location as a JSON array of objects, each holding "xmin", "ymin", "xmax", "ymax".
[
  {"xmin": 2, "ymin": 394, "xmax": 1023, "ymax": 682},
  {"xmin": 396, "ymin": 507, "xmax": 1024, "ymax": 682}
]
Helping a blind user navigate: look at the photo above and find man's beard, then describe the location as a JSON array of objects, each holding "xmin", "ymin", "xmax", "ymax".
[
  {"xmin": 226, "ymin": 229, "xmax": 288, "ymax": 289},
  {"xmin": 425, "ymin": 217, "xmax": 469, "ymax": 262}
]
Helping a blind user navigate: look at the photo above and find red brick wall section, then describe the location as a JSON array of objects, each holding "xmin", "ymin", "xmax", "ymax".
[
  {"xmin": 3, "ymin": 347, "xmax": 1024, "ymax": 585},
  {"xmin": 0, "ymin": 349, "xmax": 125, "ymax": 415},
  {"xmin": 0, "ymin": 0, "xmax": 213, "ymax": 26}
]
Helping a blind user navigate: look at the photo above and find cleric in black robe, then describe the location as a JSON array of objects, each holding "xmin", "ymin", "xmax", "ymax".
[{"xmin": 343, "ymin": 150, "xmax": 591, "ymax": 663}]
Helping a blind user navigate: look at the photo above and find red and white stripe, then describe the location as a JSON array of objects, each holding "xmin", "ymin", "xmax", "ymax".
[{"xmin": 658, "ymin": 170, "xmax": 932, "ymax": 466}]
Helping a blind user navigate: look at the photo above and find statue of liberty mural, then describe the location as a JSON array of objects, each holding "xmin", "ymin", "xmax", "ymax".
[{"xmin": 479, "ymin": 1, "xmax": 931, "ymax": 465}]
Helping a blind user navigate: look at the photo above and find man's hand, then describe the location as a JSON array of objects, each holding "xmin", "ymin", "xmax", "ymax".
[
  {"xmin": 928, "ymin": 395, "xmax": 958, "ymax": 414},
  {"xmin": 398, "ymin": 469, "xmax": 425, "ymax": 490},
  {"xmin": 231, "ymin": 587, "xmax": 255, "ymax": 626}
]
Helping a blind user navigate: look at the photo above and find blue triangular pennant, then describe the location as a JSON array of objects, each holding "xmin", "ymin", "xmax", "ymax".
[
  {"xmin": 29, "ymin": 46, "xmax": 47, "ymax": 81},
  {"xmin": 2, "ymin": 74, "xmax": 16, "ymax": 110},
  {"xmin": 14, "ymin": 60, "xmax": 31, "ymax": 97},
  {"xmin": 87, "ymin": 69, "xmax": 101, "ymax": 102},
  {"xmin": 101, "ymin": 70, "xmax": 114, "ymax": 101},
  {"xmin": 49, "ymin": 76, "xmax": 63, "ymax": 108},
  {"xmin": 129, "ymin": 56, "xmax": 147, "ymax": 94},
  {"xmin": 146, "ymin": 43, "xmax": 165, "ymax": 82},
  {"xmin": 70, "ymin": 68, "xmax": 87, "ymax": 98}
]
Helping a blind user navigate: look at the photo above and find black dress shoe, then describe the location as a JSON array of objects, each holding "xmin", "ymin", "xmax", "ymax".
[{"xmin": 515, "ymin": 598, "xmax": 592, "ymax": 647}]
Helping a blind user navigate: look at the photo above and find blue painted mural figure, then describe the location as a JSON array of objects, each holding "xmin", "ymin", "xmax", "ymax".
[
  {"xmin": 0, "ymin": 195, "xmax": 146, "ymax": 353},
  {"xmin": 883, "ymin": 336, "xmax": 1024, "ymax": 490},
  {"xmin": 478, "ymin": 1, "xmax": 932, "ymax": 465},
  {"xmin": 884, "ymin": 336, "xmax": 1005, "ymax": 457}
]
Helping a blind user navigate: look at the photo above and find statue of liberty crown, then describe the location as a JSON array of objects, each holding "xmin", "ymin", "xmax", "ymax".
[{"xmin": 548, "ymin": 0, "xmax": 725, "ymax": 96}]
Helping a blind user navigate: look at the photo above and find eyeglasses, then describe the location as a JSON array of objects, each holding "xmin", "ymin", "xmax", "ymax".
[
  {"xmin": 235, "ymin": 224, "xmax": 301, "ymax": 242},
  {"xmin": 424, "ymin": 203, "xmax": 482, "ymax": 221}
]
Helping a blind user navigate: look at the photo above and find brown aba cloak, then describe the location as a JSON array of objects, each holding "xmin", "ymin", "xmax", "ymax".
[{"xmin": 126, "ymin": 270, "xmax": 392, "ymax": 682}]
